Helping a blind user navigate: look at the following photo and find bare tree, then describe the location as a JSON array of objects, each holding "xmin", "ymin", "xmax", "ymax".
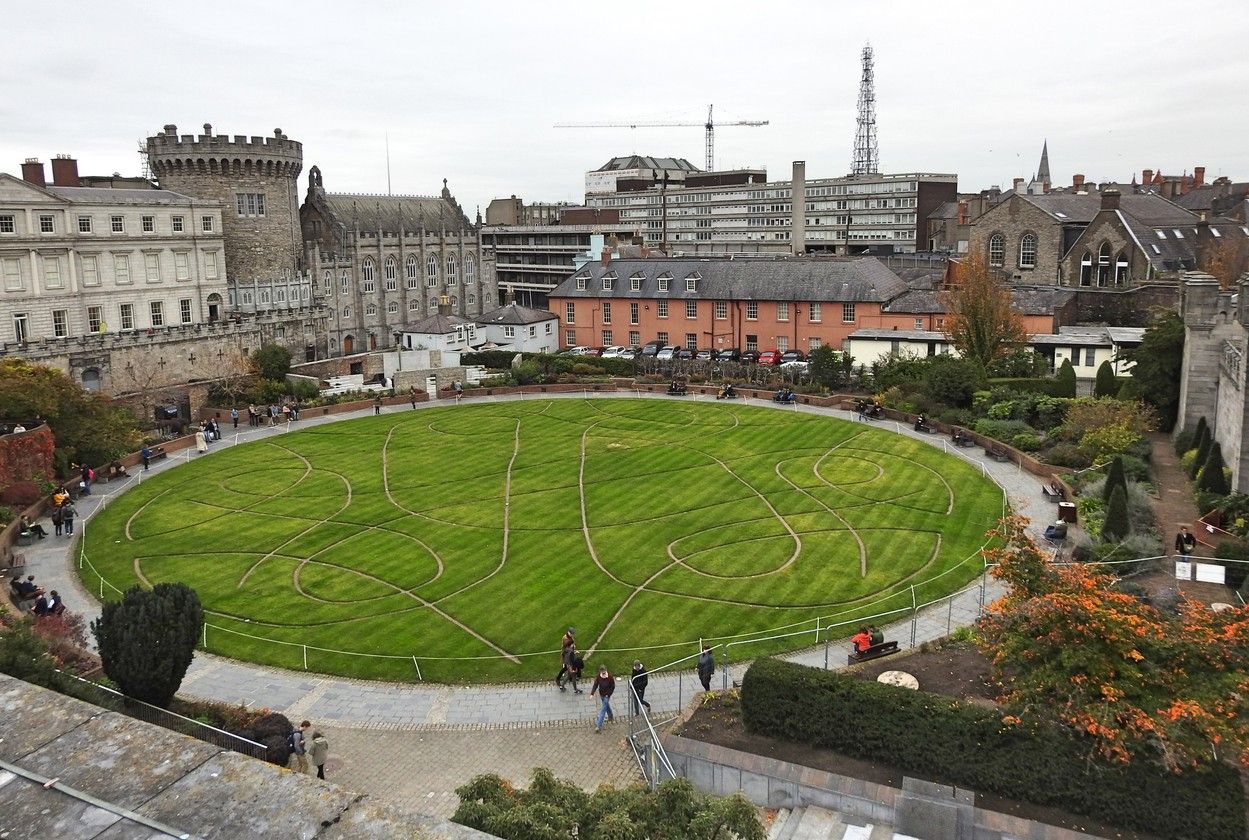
[
  {"xmin": 200, "ymin": 348, "xmax": 256, "ymax": 405},
  {"xmin": 939, "ymin": 251, "xmax": 1028, "ymax": 370},
  {"xmin": 1201, "ymin": 235, "xmax": 1249, "ymax": 290}
]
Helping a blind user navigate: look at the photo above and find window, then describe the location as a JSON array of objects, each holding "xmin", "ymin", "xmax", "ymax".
[
  {"xmin": 988, "ymin": 233, "xmax": 1005, "ymax": 267},
  {"xmin": 119, "ymin": 303, "xmax": 134, "ymax": 330},
  {"xmin": 39, "ymin": 215, "xmax": 54, "ymax": 233},
  {"xmin": 201, "ymin": 216, "xmax": 214, "ymax": 232},
  {"xmin": 172, "ymin": 215, "xmax": 184, "ymax": 233},
  {"xmin": 656, "ymin": 330, "xmax": 669, "ymax": 345},
  {"xmin": 142, "ymin": 215, "xmax": 155, "ymax": 233},
  {"xmin": 87, "ymin": 306, "xmax": 102, "ymax": 333},
  {"xmin": 1097, "ymin": 242, "xmax": 1111, "ymax": 287},
  {"xmin": 630, "ymin": 274, "xmax": 642, "ymax": 291},
  {"xmin": 565, "ymin": 302, "xmax": 575, "ymax": 324},
  {"xmin": 1084, "ymin": 347, "xmax": 1095, "ymax": 366},
  {"xmin": 914, "ymin": 318, "xmax": 924, "ymax": 330},
  {"xmin": 657, "ymin": 300, "xmax": 669, "ymax": 318},
  {"xmin": 406, "ymin": 299, "xmax": 418, "ymax": 314},
  {"xmin": 42, "ymin": 256, "xmax": 63, "ymax": 289},
  {"xmin": 1115, "ymin": 252, "xmax": 1129, "ymax": 285},
  {"xmin": 658, "ymin": 275, "xmax": 670, "ymax": 292},
  {"xmin": 544, "ymin": 320, "xmax": 550, "ymax": 334},
  {"xmin": 149, "ymin": 301, "xmax": 164, "ymax": 327},
  {"xmin": 384, "ymin": 257, "xmax": 397, "ymax": 290},
  {"xmin": 235, "ymin": 193, "xmax": 266, "ymax": 217},
  {"xmin": 503, "ymin": 326, "xmax": 516, "ymax": 339},
  {"xmin": 602, "ymin": 329, "xmax": 613, "ymax": 345},
  {"xmin": 205, "ymin": 251, "xmax": 219, "ymax": 279},
  {"xmin": 361, "ymin": 258, "xmax": 375, "ymax": 291},
  {"xmin": 685, "ymin": 275, "xmax": 698, "ymax": 292},
  {"xmin": 842, "ymin": 302, "xmax": 856, "ymax": 323},
  {"xmin": 365, "ymin": 303, "xmax": 377, "ymax": 317},
  {"xmin": 745, "ymin": 334, "xmax": 758, "ymax": 352},
  {"xmin": 52, "ymin": 309, "xmax": 68, "ymax": 338},
  {"xmin": 776, "ymin": 302, "xmax": 789, "ymax": 321},
  {"xmin": 426, "ymin": 254, "xmax": 438, "ymax": 286},
  {"xmin": 602, "ymin": 302, "xmax": 612, "ymax": 324},
  {"xmin": 1019, "ymin": 233, "xmax": 1037, "ymax": 269},
  {"xmin": 685, "ymin": 333, "xmax": 697, "ymax": 350},
  {"xmin": 111, "ymin": 215, "xmax": 124, "ymax": 233},
  {"xmin": 1079, "ymin": 251, "xmax": 1093, "ymax": 286},
  {"xmin": 565, "ymin": 329, "xmax": 577, "ymax": 346},
  {"xmin": 78, "ymin": 216, "xmax": 92, "ymax": 233},
  {"xmin": 179, "ymin": 298, "xmax": 193, "ymax": 324},
  {"xmin": 174, "ymin": 252, "xmax": 190, "ymax": 281},
  {"xmin": 777, "ymin": 336, "xmax": 789, "ymax": 352},
  {"xmin": 464, "ymin": 254, "xmax": 476, "ymax": 284},
  {"xmin": 446, "ymin": 255, "xmax": 457, "ymax": 286},
  {"xmin": 387, "ymin": 301, "xmax": 399, "ymax": 314},
  {"xmin": 715, "ymin": 300, "xmax": 728, "ymax": 320},
  {"xmin": 576, "ymin": 276, "xmax": 587, "ymax": 291},
  {"xmin": 0, "ymin": 215, "xmax": 13, "ymax": 234},
  {"xmin": 630, "ymin": 302, "xmax": 639, "ymax": 324},
  {"xmin": 629, "ymin": 330, "xmax": 640, "ymax": 346},
  {"xmin": 12, "ymin": 313, "xmax": 28, "ymax": 343},
  {"xmin": 113, "ymin": 253, "xmax": 131, "ymax": 284},
  {"xmin": 405, "ymin": 255, "xmax": 419, "ymax": 288},
  {"xmin": 343, "ymin": 305, "xmax": 352, "ymax": 318},
  {"xmin": 602, "ymin": 274, "xmax": 614, "ymax": 291},
  {"xmin": 685, "ymin": 300, "xmax": 697, "ymax": 319},
  {"xmin": 340, "ymin": 274, "xmax": 351, "ymax": 295},
  {"xmin": 808, "ymin": 302, "xmax": 821, "ymax": 323},
  {"xmin": 808, "ymin": 336, "xmax": 823, "ymax": 351},
  {"xmin": 144, "ymin": 253, "xmax": 161, "ymax": 283},
  {"xmin": 746, "ymin": 301, "xmax": 758, "ymax": 320}
]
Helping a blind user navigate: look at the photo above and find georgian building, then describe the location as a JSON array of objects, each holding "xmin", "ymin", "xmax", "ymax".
[{"xmin": 300, "ymin": 167, "xmax": 496, "ymax": 356}]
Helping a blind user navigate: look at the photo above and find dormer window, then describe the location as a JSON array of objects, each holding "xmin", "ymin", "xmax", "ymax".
[
  {"xmin": 575, "ymin": 272, "xmax": 589, "ymax": 291},
  {"xmin": 658, "ymin": 273, "xmax": 671, "ymax": 292},
  {"xmin": 685, "ymin": 273, "xmax": 699, "ymax": 292},
  {"xmin": 602, "ymin": 271, "xmax": 616, "ymax": 291},
  {"xmin": 629, "ymin": 271, "xmax": 644, "ymax": 291}
]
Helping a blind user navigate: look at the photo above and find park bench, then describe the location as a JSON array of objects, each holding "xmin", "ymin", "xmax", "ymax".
[
  {"xmin": 1041, "ymin": 482, "xmax": 1064, "ymax": 502},
  {"xmin": 148, "ymin": 447, "xmax": 168, "ymax": 463},
  {"xmin": 847, "ymin": 640, "xmax": 900, "ymax": 665},
  {"xmin": 96, "ymin": 464, "xmax": 133, "ymax": 485},
  {"xmin": 985, "ymin": 446, "xmax": 1010, "ymax": 463}
]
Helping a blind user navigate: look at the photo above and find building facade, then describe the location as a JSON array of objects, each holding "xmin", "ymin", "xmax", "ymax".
[
  {"xmin": 475, "ymin": 300, "xmax": 558, "ymax": 353},
  {"xmin": 481, "ymin": 223, "xmax": 640, "ymax": 307},
  {"xmin": 484, "ymin": 196, "xmax": 572, "ymax": 226},
  {"xmin": 300, "ymin": 168, "xmax": 497, "ymax": 356}
]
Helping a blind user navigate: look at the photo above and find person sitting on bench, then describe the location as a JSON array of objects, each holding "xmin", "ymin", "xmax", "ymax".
[
  {"xmin": 47, "ymin": 590, "xmax": 64, "ymax": 616},
  {"xmin": 19, "ymin": 515, "xmax": 46, "ymax": 540},
  {"xmin": 716, "ymin": 383, "xmax": 736, "ymax": 399},
  {"xmin": 851, "ymin": 626, "xmax": 873, "ymax": 654},
  {"xmin": 108, "ymin": 460, "xmax": 128, "ymax": 479},
  {"xmin": 1043, "ymin": 520, "xmax": 1068, "ymax": 541},
  {"xmin": 32, "ymin": 593, "xmax": 51, "ymax": 617},
  {"xmin": 12, "ymin": 575, "xmax": 43, "ymax": 602},
  {"xmin": 951, "ymin": 428, "xmax": 969, "ymax": 446},
  {"xmin": 869, "ymin": 625, "xmax": 885, "ymax": 646},
  {"xmin": 914, "ymin": 414, "xmax": 931, "ymax": 433}
]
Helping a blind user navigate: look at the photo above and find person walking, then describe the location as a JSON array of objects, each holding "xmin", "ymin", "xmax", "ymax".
[
  {"xmin": 555, "ymin": 626, "xmax": 575, "ymax": 690},
  {"xmin": 566, "ymin": 649, "xmax": 584, "ymax": 694},
  {"xmin": 195, "ymin": 427, "xmax": 208, "ymax": 454},
  {"xmin": 373, "ymin": 394, "xmax": 383, "ymax": 416},
  {"xmin": 1175, "ymin": 526, "xmax": 1197, "ymax": 557},
  {"xmin": 697, "ymin": 645, "xmax": 715, "ymax": 693},
  {"xmin": 288, "ymin": 720, "xmax": 312, "ymax": 773},
  {"xmin": 60, "ymin": 501, "xmax": 76, "ymax": 536},
  {"xmin": 590, "ymin": 666, "xmax": 616, "ymax": 732},
  {"xmin": 309, "ymin": 730, "xmax": 329, "ymax": 780},
  {"xmin": 630, "ymin": 660, "xmax": 651, "ymax": 714},
  {"xmin": 141, "ymin": 445, "xmax": 151, "ymax": 471},
  {"xmin": 50, "ymin": 502, "xmax": 64, "ymax": 537},
  {"xmin": 409, "ymin": 386, "xmax": 418, "ymax": 409},
  {"xmin": 231, "ymin": 407, "xmax": 240, "ymax": 429}
]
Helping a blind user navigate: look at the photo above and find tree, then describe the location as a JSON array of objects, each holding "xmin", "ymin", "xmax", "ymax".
[
  {"xmin": 252, "ymin": 344, "xmax": 292, "ymax": 381},
  {"xmin": 1201, "ymin": 234, "xmax": 1249, "ymax": 290},
  {"xmin": 1103, "ymin": 485, "xmax": 1130, "ymax": 542},
  {"xmin": 921, "ymin": 355, "xmax": 985, "ymax": 408},
  {"xmin": 809, "ymin": 346, "xmax": 850, "ymax": 389},
  {"xmin": 980, "ymin": 515, "xmax": 1249, "ymax": 772},
  {"xmin": 454, "ymin": 769, "xmax": 764, "ymax": 840},
  {"xmin": 1193, "ymin": 415, "xmax": 1209, "ymax": 448},
  {"xmin": 1054, "ymin": 359, "xmax": 1077, "ymax": 398},
  {"xmin": 988, "ymin": 347, "xmax": 1047, "ymax": 378},
  {"xmin": 1093, "ymin": 360, "xmax": 1117, "ymax": 398},
  {"xmin": 203, "ymin": 349, "xmax": 256, "ymax": 405},
  {"xmin": 92, "ymin": 583, "xmax": 204, "ymax": 707},
  {"xmin": 1102, "ymin": 456, "xmax": 1127, "ymax": 502},
  {"xmin": 940, "ymin": 252, "xmax": 1028, "ymax": 369},
  {"xmin": 1197, "ymin": 442, "xmax": 1230, "ymax": 496},
  {"xmin": 1120, "ymin": 310, "xmax": 1184, "ymax": 430}
]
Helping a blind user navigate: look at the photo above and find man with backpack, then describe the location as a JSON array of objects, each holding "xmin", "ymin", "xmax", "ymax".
[{"xmin": 288, "ymin": 720, "xmax": 312, "ymax": 773}]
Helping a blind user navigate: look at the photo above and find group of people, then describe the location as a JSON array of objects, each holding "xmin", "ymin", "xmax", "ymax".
[
  {"xmin": 850, "ymin": 624, "xmax": 885, "ymax": 654},
  {"xmin": 855, "ymin": 399, "xmax": 884, "ymax": 420},
  {"xmin": 48, "ymin": 486, "xmax": 78, "ymax": 536},
  {"xmin": 715, "ymin": 383, "xmax": 738, "ymax": 400},
  {"xmin": 772, "ymin": 387, "xmax": 797, "ymax": 404},
  {"xmin": 246, "ymin": 403, "xmax": 299, "ymax": 427},
  {"xmin": 554, "ymin": 629, "xmax": 718, "ymax": 731},
  {"xmin": 9, "ymin": 575, "xmax": 64, "ymax": 618},
  {"xmin": 286, "ymin": 719, "xmax": 330, "ymax": 780}
]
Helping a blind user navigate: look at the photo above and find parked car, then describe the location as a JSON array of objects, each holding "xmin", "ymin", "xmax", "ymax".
[
  {"xmin": 717, "ymin": 348, "xmax": 741, "ymax": 362},
  {"xmin": 780, "ymin": 350, "xmax": 807, "ymax": 365},
  {"xmin": 676, "ymin": 347, "xmax": 696, "ymax": 360},
  {"xmin": 758, "ymin": 350, "xmax": 782, "ymax": 366},
  {"xmin": 741, "ymin": 350, "xmax": 760, "ymax": 364},
  {"xmin": 584, "ymin": 347, "xmax": 604, "ymax": 357},
  {"xmin": 695, "ymin": 348, "xmax": 715, "ymax": 361},
  {"xmin": 780, "ymin": 360, "xmax": 810, "ymax": 372},
  {"xmin": 566, "ymin": 345, "xmax": 594, "ymax": 356},
  {"xmin": 656, "ymin": 345, "xmax": 679, "ymax": 361},
  {"xmin": 640, "ymin": 340, "xmax": 665, "ymax": 357},
  {"xmin": 599, "ymin": 346, "xmax": 628, "ymax": 358},
  {"xmin": 617, "ymin": 348, "xmax": 637, "ymax": 360}
]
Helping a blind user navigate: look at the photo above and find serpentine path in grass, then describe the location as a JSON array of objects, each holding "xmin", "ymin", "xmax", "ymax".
[{"xmin": 82, "ymin": 397, "xmax": 1004, "ymax": 683}]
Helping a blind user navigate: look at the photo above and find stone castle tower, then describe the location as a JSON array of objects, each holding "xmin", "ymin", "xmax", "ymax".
[{"xmin": 145, "ymin": 124, "xmax": 303, "ymax": 281}]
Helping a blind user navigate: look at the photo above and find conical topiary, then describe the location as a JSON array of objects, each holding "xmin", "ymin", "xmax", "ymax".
[
  {"xmin": 1102, "ymin": 456, "xmax": 1128, "ymax": 502},
  {"xmin": 1192, "ymin": 426, "xmax": 1213, "ymax": 479},
  {"xmin": 1197, "ymin": 442, "xmax": 1230, "ymax": 496},
  {"xmin": 1055, "ymin": 359, "xmax": 1077, "ymax": 398},
  {"xmin": 1094, "ymin": 360, "xmax": 1117, "ymax": 398},
  {"xmin": 1194, "ymin": 416, "xmax": 1208, "ymax": 446},
  {"xmin": 1103, "ymin": 485, "xmax": 1130, "ymax": 542}
]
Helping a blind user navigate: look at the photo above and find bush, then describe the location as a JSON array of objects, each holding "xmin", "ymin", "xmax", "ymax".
[
  {"xmin": 986, "ymin": 377, "xmax": 1059, "ymax": 396},
  {"xmin": 0, "ymin": 621, "xmax": 63, "ymax": 690},
  {"xmin": 1197, "ymin": 443, "xmax": 1230, "ymax": 496},
  {"xmin": 740, "ymin": 658, "xmax": 1245, "ymax": 840},
  {"xmin": 91, "ymin": 583, "xmax": 204, "ymax": 707},
  {"xmin": 920, "ymin": 356, "xmax": 984, "ymax": 408},
  {"xmin": 1192, "ymin": 429, "xmax": 1213, "ymax": 479},
  {"xmin": 1055, "ymin": 359, "xmax": 1077, "ymax": 397},
  {"xmin": 1094, "ymin": 360, "xmax": 1118, "ymax": 398},
  {"xmin": 0, "ymin": 481, "xmax": 42, "ymax": 508},
  {"xmin": 1173, "ymin": 429, "xmax": 1196, "ymax": 457},
  {"xmin": 1103, "ymin": 486, "xmax": 1130, "ymax": 542},
  {"xmin": 1117, "ymin": 455, "xmax": 1151, "ymax": 483},
  {"xmin": 1102, "ymin": 457, "xmax": 1127, "ymax": 502},
  {"xmin": 251, "ymin": 344, "xmax": 292, "ymax": 381},
  {"xmin": 1210, "ymin": 542, "xmax": 1249, "ymax": 589},
  {"xmin": 462, "ymin": 350, "xmax": 521, "ymax": 369},
  {"xmin": 511, "ymin": 361, "xmax": 542, "ymax": 386},
  {"xmin": 1043, "ymin": 443, "xmax": 1092, "ymax": 469},
  {"xmin": 1010, "ymin": 433, "xmax": 1041, "ymax": 452},
  {"xmin": 971, "ymin": 418, "xmax": 1035, "ymax": 442}
]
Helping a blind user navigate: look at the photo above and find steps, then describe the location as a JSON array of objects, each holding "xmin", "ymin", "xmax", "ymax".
[{"xmin": 767, "ymin": 805, "xmax": 910, "ymax": 840}]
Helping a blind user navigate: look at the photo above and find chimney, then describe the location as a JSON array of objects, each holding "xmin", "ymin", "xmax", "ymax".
[
  {"xmin": 1072, "ymin": 174, "xmax": 1085, "ymax": 189},
  {"xmin": 1193, "ymin": 166, "xmax": 1206, "ymax": 188},
  {"xmin": 600, "ymin": 248, "xmax": 611, "ymax": 267},
  {"xmin": 1195, "ymin": 213, "xmax": 1213, "ymax": 272},
  {"xmin": 21, "ymin": 158, "xmax": 45, "ymax": 187},
  {"xmin": 437, "ymin": 294, "xmax": 451, "ymax": 316},
  {"xmin": 51, "ymin": 154, "xmax": 80, "ymax": 187},
  {"xmin": 791, "ymin": 160, "xmax": 807, "ymax": 256},
  {"xmin": 1012, "ymin": 177, "xmax": 1024, "ymax": 192},
  {"xmin": 1101, "ymin": 189, "xmax": 1121, "ymax": 211},
  {"xmin": 1142, "ymin": 169, "xmax": 1153, "ymax": 185}
]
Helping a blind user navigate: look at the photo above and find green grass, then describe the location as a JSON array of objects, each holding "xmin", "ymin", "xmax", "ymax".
[{"xmin": 81, "ymin": 399, "xmax": 1003, "ymax": 683}]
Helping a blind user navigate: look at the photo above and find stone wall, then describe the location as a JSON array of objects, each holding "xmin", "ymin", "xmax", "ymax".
[
  {"xmin": 1070, "ymin": 283, "xmax": 1179, "ymax": 326},
  {"xmin": 967, "ymin": 196, "xmax": 1064, "ymax": 283}
]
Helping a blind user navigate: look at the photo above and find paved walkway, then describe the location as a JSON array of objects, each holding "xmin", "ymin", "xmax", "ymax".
[
  {"xmin": 26, "ymin": 391, "xmax": 1055, "ymax": 731},
  {"xmin": 1146, "ymin": 431, "xmax": 1208, "ymax": 555}
]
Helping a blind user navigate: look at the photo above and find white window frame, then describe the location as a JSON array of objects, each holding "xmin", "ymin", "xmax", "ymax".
[
  {"xmin": 119, "ymin": 303, "xmax": 135, "ymax": 330},
  {"xmin": 149, "ymin": 300, "xmax": 164, "ymax": 327},
  {"xmin": 179, "ymin": 298, "xmax": 193, "ymax": 324}
]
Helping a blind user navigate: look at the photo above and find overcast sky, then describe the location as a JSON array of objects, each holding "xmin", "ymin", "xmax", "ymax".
[{"xmin": 4, "ymin": 0, "xmax": 1247, "ymax": 217}]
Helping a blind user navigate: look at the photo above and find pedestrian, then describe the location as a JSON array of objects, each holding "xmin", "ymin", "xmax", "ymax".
[
  {"xmin": 60, "ymin": 500, "xmax": 76, "ymax": 536},
  {"xmin": 51, "ymin": 503, "xmax": 64, "ymax": 537},
  {"xmin": 195, "ymin": 428, "xmax": 208, "ymax": 454},
  {"xmin": 269, "ymin": 405, "xmax": 278, "ymax": 427},
  {"xmin": 291, "ymin": 401, "xmax": 300, "ymax": 421},
  {"xmin": 697, "ymin": 645, "xmax": 715, "ymax": 692},
  {"xmin": 630, "ymin": 660, "xmax": 651, "ymax": 714},
  {"xmin": 566, "ymin": 648, "xmax": 584, "ymax": 694},
  {"xmin": 373, "ymin": 394, "xmax": 382, "ymax": 415},
  {"xmin": 141, "ymin": 445, "xmax": 151, "ymax": 471},
  {"xmin": 282, "ymin": 404, "xmax": 291, "ymax": 424},
  {"xmin": 409, "ymin": 386, "xmax": 418, "ymax": 409},
  {"xmin": 555, "ymin": 626, "xmax": 575, "ymax": 690},
  {"xmin": 77, "ymin": 462, "xmax": 93, "ymax": 496},
  {"xmin": 590, "ymin": 666, "xmax": 615, "ymax": 732},
  {"xmin": 231, "ymin": 407, "xmax": 240, "ymax": 429},
  {"xmin": 309, "ymin": 730, "xmax": 329, "ymax": 780},
  {"xmin": 248, "ymin": 405, "xmax": 257, "ymax": 427},
  {"xmin": 1175, "ymin": 526, "xmax": 1197, "ymax": 557},
  {"xmin": 288, "ymin": 720, "xmax": 312, "ymax": 773}
]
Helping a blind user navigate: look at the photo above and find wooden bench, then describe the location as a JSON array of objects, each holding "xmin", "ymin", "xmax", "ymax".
[
  {"xmin": 1041, "ymin": 483, "xmax": 1063, "ymax": 502},
  {"xmin": 985, "ymin": 446, "xmax": 1011, "ymax": 463},
  {"xmin": 148, "ymin": 447, "xmax": 168, "ymax": 464},
  {"xmin": 848, "ymin": 640, "xmax": 900, "ymax": 665},
  {"xmin": 96, "ymin": 466, "xmax": 133, "ymax": 485}
]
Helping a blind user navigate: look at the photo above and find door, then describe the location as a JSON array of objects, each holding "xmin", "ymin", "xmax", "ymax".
[{"xmin": 343, "ymin": 335, "xmax": 354, "ymax": 354}]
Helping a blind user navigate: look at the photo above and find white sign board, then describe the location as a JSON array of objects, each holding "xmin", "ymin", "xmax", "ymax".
[
  {"xmin": 1174, "ymin": 561, "xmax": 1193, "ymax": 581},
  {"xmin": 1194, "ymin": 562, "xmax": 1227, "ymax": 585}
]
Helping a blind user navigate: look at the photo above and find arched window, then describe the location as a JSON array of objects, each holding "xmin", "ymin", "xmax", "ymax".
[
  {"xmin": 81, "ymin": 368, "xmax": 101, "ymax": 392},
  {"xmin": 450, "ymin": 295, "xmax": 458, "ymax": 306},
  {"xmin": 464, "ymin": 254, "xmax": 476, "ymax": 285},
  {"xmin": 340, "ymin": 273, "xmax": 350, "ymax": 295},
  {"xmin": 428, "ymin": 298, "xmax": 437, "ymax": 311},
  {"xmin": 260, "ymin": 290, "xmax": 271, "ymax": 305},
  {"xmin": 408, "ymin": 299, "xmax": 420, "ymax": 313},
  {"xmin": 467, "ymin": 293, "xmax": 476, "ymax": 306},
  {"xmin": 365, "ymin": 302, "xmax": 377, "ymax": 317},
  {"xmin": 322, "ymin": 270, "xmax": 332, "ymax": 295},
  {"xmin": 361, "ymin": 258, "xmax": 375, "ymax": 291},
  {"xmin": 1019, "ymin": 233, "xmax": 1037, "ymax": 269},
  {"xmin": 330, "ymin": 337, "xmax": 337, "ymax": 351},
  {"xmin": 988, "ymin": 233, "xmax": 1005, "ymax": 267},
  {"xmin": 342, "ymin": 305, "xmax": 352, "ymax": 319},
  {"xmin": 405, "ymin": 255, "xmax": 419, "ymax": 289},
  {"xmin": 1097, "ymin": 242, "xmax": 1112, "ymax": 287},
  {"xmin": 387, "ymin": 300, "xmax": 398, "ymax": 314},
  {"xmin": 446, "ymin": 255, "xmax": 458, "ymax": 287},
  {"xmin": 426, "ymin": 254, "xmax": 438, "ymax": 287},
  {"xmin": 384, "ymin": 257, "xmax": 398, "ymax": 291},
  {"xmin": 1115, "ymin": 252, "xmax": 1129, "ymax": 285},
  {"xmin": 1079, "ymin": 251, "xmax": 1093, "ymax": 286}
]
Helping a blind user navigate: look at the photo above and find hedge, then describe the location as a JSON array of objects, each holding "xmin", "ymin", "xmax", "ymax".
[
  {"xmin": 740, "ymin": 658, "xmax": 1245, "ymax": 840},
  {"xmin": 461, "ymin": 350, "xmax": 522, "ymax": 369},
  {"xmin": 986, "ymin": 377, "xmax": 1061, "ymax": 396}
]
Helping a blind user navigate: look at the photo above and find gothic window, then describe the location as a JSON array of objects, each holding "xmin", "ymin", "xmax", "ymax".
[
  {"xmin": 450, "ymin": 295, "xmax": 458, "ymax": 306},
  {"xmin": 446, "ymin": 255, "xmax": 458, "ymax": 287},
  {"xmin": 1019, "ymin": 233, "xmax": 1037, "ymax": 269},
  {"xmin": 384, "ymin": 257, "xmax": 397, "ymax": 291},
  {"xmin": 1097, "ymin": 242, "xmax": 1111, "ymax": 287},
  {"xmin": 988, "ymin": 233, "xmax": 1005, "ymax": 267},
  {"xmin": 405, "ymin": 255, "xmax": 418, "ymax": 289},
  {"xmin": 464, "ymin": 254, "xmax": 476, "ymax": 285},
  {"xmin": 387, "ymin": 300, "xmax": 398, "ymax": 314},
  {"xmin": 340, "ymin": 272, "xmax": 350, "ymax": 295},
  {"xmin": 1115, "ymin": 252, "xmax": 1129, "ymax": 285},
  {"xmin": 426, "ymin": 254, "xmax": 438, "ymax": 287},
  {"xmin": 365, "ymin": 303, "xmax": 377, "ymax": 317},
  {"xmin": 362, "ymin": 258, "xmax": 375, "ymax": 292},
  {"xmin": 322, "ymin": 270, "xmax": 332, "ymax": 295},
  {"xmin": 343, "ymin": 305, "xmax": 352, "ymax": 318},
  {"xmin": 1079, "ymin": 251, "xmax": 1093, "ymax": 286},
  {"xmin": 408, "ymin": 299, "xmax": 419, "ymax": 313}
]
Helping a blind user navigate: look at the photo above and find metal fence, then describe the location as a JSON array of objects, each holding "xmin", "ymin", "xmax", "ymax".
[{"xmin": 57, "ymin": 671, "xmax": 267, "ymax": 760}]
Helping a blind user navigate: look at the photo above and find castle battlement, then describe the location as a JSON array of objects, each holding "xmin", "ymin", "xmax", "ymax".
[
  {"xmin": 148, "ymin": 123, "xmax": 302, "ymax": 156},
  {"xmin": 146, "ymin": 124, "xmax": 302, "ymax": 179}
]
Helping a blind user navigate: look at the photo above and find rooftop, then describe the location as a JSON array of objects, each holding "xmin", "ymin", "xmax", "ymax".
[
  {"xmin": 477, "ymin": 302, "xmax": 558, "ymax": 326},
  {"xmin": 594, "ymin": 155, "xmax": 700, "ymax": 173}
]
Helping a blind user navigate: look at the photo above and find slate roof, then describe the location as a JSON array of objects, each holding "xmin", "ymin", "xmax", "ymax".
[
  {"xmin": 1010, "ymin": 285, "xmax": 1076, "ymax": 315},
  {"xmin": 1174, "ymin": 183, "xmax": 1249, "ymax": 215},
  {"xmin": 848, "ymin": 328, "xmax": 947, "ymax": 341},
  {"xmin": 404, "ymin": 311, "xmax": 474, "ymax": 334},
  {"xmin": 883, "ymin": 289, "xmax": 942, "ymax": 313},
  {"xmin": 595, "ymin": 155, "xmax": 700, "ymax": 173},
  {"xmin": 44, "ymin": 185, "xmax": 201, "ymax": 205},
  {"xmin": 321, "ymin": 192, "xmax": 471, "ymax": 232},
  {"xmin": 551, "ymin": 257, "xmax": 908, "ymax": 303},
  {"xmin": 476, "ymin": 302, "xmax": 558, "ymax": 326},
  {"xmin": 1015, "ymin": 192, "xmax": 1196, "ymax": 225},
  {"xmin": 929, "ymin": 201, "xmax": 959, "ymax": 219}
]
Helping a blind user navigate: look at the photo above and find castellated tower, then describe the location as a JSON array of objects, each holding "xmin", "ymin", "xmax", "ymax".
[{"xmin": 146, "ymin": 124, "xmax": 303, "ymax": 281}]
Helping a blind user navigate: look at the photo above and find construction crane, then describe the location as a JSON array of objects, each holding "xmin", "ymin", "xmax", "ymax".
[{"xmin": 554, "ymin": 105, "xmax": 768, "ymax": 172}]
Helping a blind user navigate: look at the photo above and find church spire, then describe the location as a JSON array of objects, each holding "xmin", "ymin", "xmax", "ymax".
[{"xmin": 1037, "ymin": 140, "xmax": 1051, "ymax": 185}]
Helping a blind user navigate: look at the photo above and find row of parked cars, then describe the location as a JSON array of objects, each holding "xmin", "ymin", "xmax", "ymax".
[{"xmin": 563, "ymin": 342, "xmax": 810, "ymax": 368}]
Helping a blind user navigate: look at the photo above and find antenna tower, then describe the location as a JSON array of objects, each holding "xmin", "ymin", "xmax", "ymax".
[
  {"xmin": 137, "ymin": 140, "xmax": 152, "ymax": 180},
  {"xmin": 851, "ymin": 43, "xmax": 879, "ymax": 175}
]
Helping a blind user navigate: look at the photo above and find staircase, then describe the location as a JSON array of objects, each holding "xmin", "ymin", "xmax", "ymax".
[{"xmin": 767, "ymin": 806, "xmax": 917, "ymax": 840}]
